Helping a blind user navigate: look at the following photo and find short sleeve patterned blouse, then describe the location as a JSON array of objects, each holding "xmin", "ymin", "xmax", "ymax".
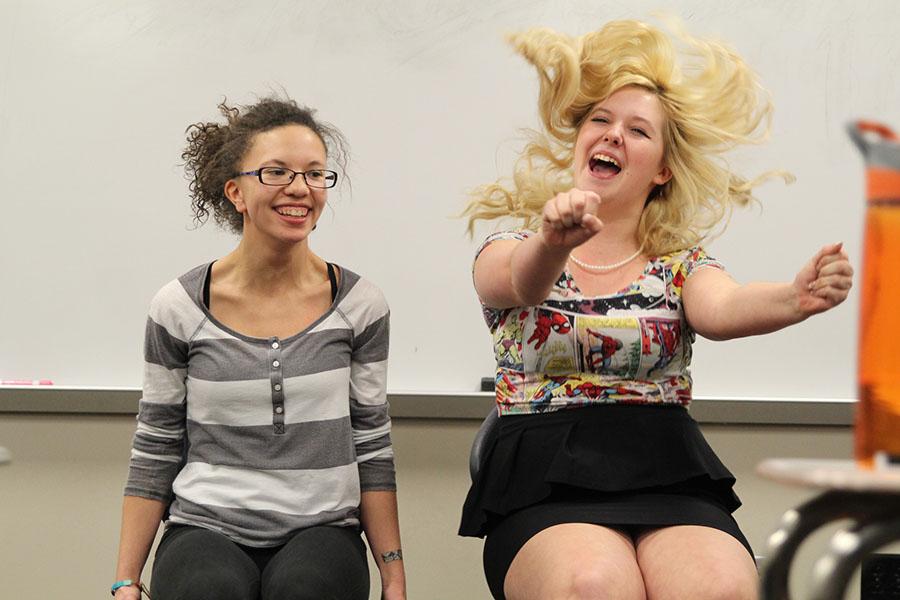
[{"xmin": 479, "ymin": 230, "xmax": 724, "ymax": 416}]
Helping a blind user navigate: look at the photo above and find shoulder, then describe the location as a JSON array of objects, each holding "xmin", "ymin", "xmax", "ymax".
[
  {"xmin": 655, "ymin": 246, "xmax": 724, "ymax": 276},
  {"xmin": 335, "ymin": 267, "xmax": 390, "ymax": 327},
  {"xmin": 147, "ymin": 263, "xmax": 209, "ymax": 336},
  {"xmin": 651, "ymin": 247, "xmax": 725, "ymax": 298},
  {"xmin": 475, "ymin": 229, "xmax": 534, "ymax": 260},
  {"xmin": 150, "ymin": 263, "xmax": 208, "ymax": 311}
]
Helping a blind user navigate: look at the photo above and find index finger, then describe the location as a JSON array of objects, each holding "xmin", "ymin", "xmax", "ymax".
[
  {"xmin": 815, "ymin": 242, "xmax": 848, "ymax": 269},
  {"xmin": 582, "ymin": 191, "xmax": 601, "ymax": 216}
]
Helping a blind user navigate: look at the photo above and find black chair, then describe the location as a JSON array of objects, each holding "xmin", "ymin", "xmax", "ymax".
[
  {"xmin": 468, "ymin": 409, "xmax": 500, "ymax": 480},
  {"xmin": 758, "ymin": 458, "xmax": 900, "ymax": 600}
]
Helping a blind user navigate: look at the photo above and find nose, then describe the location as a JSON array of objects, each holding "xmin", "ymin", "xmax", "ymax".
[
  {"xmin": 603, "ymin": 127, "xmax": 622, "ymax": 146},
  {"xmin": 285, "ymin": 172, "xmax": 311, "ymax": 195}
]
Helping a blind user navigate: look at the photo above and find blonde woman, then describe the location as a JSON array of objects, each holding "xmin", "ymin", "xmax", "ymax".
[{"xmin": 459, "ymin": 20, "xmax": 852, "ymax": 600}]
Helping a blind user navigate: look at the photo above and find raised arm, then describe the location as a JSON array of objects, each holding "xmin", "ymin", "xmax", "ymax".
[
  {"xmin": 474, "ymin": 190, "xmax": 604, "ymax": 308},
  {"xmin": 683, "ymin": 243, "xmax": 853, "ymax": 341}
]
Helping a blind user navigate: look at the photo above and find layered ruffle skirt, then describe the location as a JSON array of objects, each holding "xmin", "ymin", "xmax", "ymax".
[{"xmin": 458, "ymin": 403, "xmax": 752, "ymax": 598}]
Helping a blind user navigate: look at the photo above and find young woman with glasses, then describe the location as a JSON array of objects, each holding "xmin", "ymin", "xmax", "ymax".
[
  {"xmin": 459, "ymin": 20, "xmax": 853, "ymax": 600},
  {"xmin": 111, "ymin": 98, "xmax": 405, "ymax": 600}
]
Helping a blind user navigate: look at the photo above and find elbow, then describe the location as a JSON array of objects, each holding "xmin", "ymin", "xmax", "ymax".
[
  {"xmin": 697, "ymin": 329, "xmax": 734, "ymax": 342},
  {"xmin": 694, "ymin": 316, "xmax": 764, "ymax": 342},
  {"xmin": 688, "ymin": 309, "xmax": 735, "ymax": 342}
]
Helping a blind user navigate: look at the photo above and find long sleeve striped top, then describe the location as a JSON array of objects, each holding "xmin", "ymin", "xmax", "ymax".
[{"xmin": 124, "ymin": 262, "xmax": 395, "ymax": 547}]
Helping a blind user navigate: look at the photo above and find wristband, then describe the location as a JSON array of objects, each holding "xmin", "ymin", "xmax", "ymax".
[
  {"xmin": 111, "ymin": 580, "xmax": 150, "ymax": 597},
  {"xmin": 111, "ymin": 580, "xmax": 137, "ymax": 596}
]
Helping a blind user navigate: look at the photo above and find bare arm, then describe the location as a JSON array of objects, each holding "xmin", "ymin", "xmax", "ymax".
[
  {"xmin": 474, "ymin": 190, "xmax": 604, "ymax": 308},
  {"xmin": 360, "ymin": 490, "xmax": 406, "ymax": 600},
  {"xmin": 112, "ymin": 496, "xmax": 167, "ymax": 599},
  {"xmin": 474, "ymin": 236, "xmax": 571, "ymax": 308},
  {"xmin": 683, "ymin": 243, "xmax": 853, "ymax": 341}
]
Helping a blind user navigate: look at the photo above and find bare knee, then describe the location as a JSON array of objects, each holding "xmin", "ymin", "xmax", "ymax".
[
  {"xmin": 507, "ymin": 564, "xmax": 644, "ymax": 600},
  {"xmin": 503, "ymin": 523, "xmax": 644, "ymax": 600},
  {"xmin": 656, "ymin": 560, "xmax": 756, "ymax": 600},
  {"xmin": 637, "ymin": 526, "xmax": 757, "ymax": 600}
]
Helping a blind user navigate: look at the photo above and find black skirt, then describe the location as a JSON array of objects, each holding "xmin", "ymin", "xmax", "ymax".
[{"xmin": 458, "ymin": 403, "xmax": 752, "ymax": 599}]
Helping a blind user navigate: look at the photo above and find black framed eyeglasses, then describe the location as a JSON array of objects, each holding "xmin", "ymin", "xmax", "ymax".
[{"xmin": 236, "ymin": 167, "xmax": 338, "ymax": 189}]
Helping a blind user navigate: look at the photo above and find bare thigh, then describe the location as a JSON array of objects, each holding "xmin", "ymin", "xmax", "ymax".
[
  {"xmin": 504, "ymin": 523, "xmax": 646, "ymax": 600},
  {"xmin": 636, "ymin": 525, "xmax": 757, "ymax": 600}
]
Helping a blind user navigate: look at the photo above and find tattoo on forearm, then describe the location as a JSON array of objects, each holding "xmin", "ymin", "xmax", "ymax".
[{"xmin": 381, "ymin": 549, "xmax": 403, "ymax": 563}]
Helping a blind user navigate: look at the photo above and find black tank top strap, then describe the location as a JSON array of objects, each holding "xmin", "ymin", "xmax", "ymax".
[
  {"xmin": 327, "ymin": 262, "xmax": 338, "ymax": 302},
  {"xmin": 203, "ymin": 263, "xmax": 213, "ymax": 308}
]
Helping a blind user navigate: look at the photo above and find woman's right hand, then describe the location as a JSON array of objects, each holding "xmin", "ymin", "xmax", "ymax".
[{"xmin": 539, "ymin": 189, "xmax": 604, "ymax": 250}]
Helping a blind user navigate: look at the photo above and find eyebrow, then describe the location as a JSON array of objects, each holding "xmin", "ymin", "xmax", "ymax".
[
  {"xmin": 262, "ymin": 158, "xmax": 326, "ymax": 168},
  {"xmin": 591, "ymin": 108, "xmax": 658, "ymax": 133}
]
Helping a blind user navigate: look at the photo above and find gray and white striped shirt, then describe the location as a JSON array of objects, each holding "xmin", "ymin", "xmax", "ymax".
[{"xmin": 125, "ymin": 263, "xmax": 394, "ymax": 547}]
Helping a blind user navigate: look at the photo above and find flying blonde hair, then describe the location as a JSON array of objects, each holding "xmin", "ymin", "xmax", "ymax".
[{"xmin": 463, "ymin": 19, "xmax": 791, "ymax": 256}]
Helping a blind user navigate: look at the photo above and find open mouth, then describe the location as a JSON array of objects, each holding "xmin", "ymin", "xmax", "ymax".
[
  {"xmin": 275, "ymin": 206, "xmax": 310, "ymax": 218},
  {"xmin": 589, "ymin": 153, "xmax": 622, "ymax": 178}
]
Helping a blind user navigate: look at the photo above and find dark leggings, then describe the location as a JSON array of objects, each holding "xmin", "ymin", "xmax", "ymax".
[{"xmin": 150, "ymin": 524, "xmax": 370, "ymax": 600}]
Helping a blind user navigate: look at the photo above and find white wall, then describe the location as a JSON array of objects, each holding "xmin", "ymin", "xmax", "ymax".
[{"xmin": 2, "ymin": 0, "xmax": 899, "ymax": 398}]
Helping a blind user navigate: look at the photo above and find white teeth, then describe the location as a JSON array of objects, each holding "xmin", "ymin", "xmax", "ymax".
[
  {"xmin": 591, "ymin": 153, "xmax": 620, "ymax": 168},
  {"xmin": 277, "ymin": 207, "xmax": 308, "ymax": 217}
]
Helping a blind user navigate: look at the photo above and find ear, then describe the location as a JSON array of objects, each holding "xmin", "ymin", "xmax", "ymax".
[
  {"xmin": 224, "ymin": 179, "xmax": 246, "ymax": 214},
  {"xmin": 653, "ymin": 165, "xmax": 672, "ymax": 186}
]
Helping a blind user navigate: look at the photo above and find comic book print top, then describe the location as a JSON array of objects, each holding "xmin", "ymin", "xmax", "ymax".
[{"xmin": 478, "ymin": 231, "xmax": 724, "ymax": 416}]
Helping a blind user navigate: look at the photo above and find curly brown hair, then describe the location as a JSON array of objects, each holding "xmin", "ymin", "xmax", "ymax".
[{"xmin": 183, "ymin": 97, "xmax": 349, "ymax": 233}]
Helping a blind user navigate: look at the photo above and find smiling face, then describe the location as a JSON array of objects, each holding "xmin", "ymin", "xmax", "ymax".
[
  {"xmin": 224, "ymin": 124, "xmax": 328, "ymax": 246},
  {"xmin": 573, "ymin": 86, "xmax": 672, "ymax": 208}
]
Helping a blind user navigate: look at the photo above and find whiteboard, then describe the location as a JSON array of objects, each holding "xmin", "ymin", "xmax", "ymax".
[{"xmin": 2, "ymin": 0, "xmax": 898, "ymax": 399}]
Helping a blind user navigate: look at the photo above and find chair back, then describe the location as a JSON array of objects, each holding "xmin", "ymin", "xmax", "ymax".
[{"xmin": 468, "ymin": 409, "xmax": 500, "ymax": 480}]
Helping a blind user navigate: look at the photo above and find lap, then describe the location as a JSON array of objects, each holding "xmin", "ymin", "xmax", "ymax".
[
  {"xmin": 151, "ymin": 525, "xmax": 369, "ymax": 600},
  {"xmin": 261, "ymin": 526, "xmax": 369, "ymax": 600},
  {"xmin": 483, "ymin": 488, "xmax": 752, "ymax": 599},
  {"xmin": 503, "ymin": 523, "xmax": 645, "ymax": 600},
  {"xmin": 152, "ymin": 525, "xmax": 259, "ymax": 600},
  {"xmin": 491, "ymin": 516, "xmax": 756, "ymax": 600},
  {"xmin": 635, "ymin": 525, "xmax": 758, "ymax": 600}
]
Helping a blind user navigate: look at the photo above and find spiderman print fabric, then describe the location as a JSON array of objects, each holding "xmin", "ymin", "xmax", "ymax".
[{"xmin": 477, "ymin": 230, "xmax": 724, "ymax": 415}]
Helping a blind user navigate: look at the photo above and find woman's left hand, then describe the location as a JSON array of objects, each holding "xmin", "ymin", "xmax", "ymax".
[{"xmin": 793, "ymin": 242, "xmax": 854, "ymax": 316}]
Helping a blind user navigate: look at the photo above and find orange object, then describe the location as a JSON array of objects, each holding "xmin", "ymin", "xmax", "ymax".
[{"xmin": 850, "ymin": 120, "xmax": 900, "ymax": 468}]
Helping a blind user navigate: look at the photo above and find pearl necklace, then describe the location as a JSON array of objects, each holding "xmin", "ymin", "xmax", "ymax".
[{"xmin": 568, "ymin": 247, "xmax": 643, "ymax": 272}]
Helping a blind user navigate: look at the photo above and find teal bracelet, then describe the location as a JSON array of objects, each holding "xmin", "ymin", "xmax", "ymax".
[
  {"xmin": 111, "ymin": 580, "xmax": 135, "ymax": 595},
  {"xmin": 110, "ymin": 580, "xmax": 142, "ymax": 596}
]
